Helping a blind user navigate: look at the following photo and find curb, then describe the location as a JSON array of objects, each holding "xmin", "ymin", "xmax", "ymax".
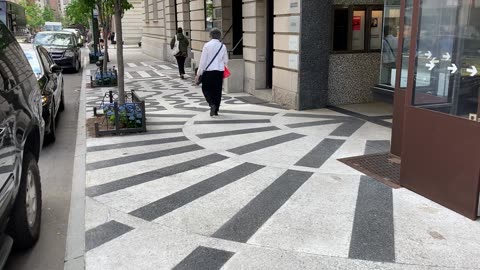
[{"xmin": 64, "ymin": 53, "xmax": 88, "ymax": 270}]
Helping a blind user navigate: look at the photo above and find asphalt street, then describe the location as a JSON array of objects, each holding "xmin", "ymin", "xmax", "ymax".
[{"xmin": 5, "ymin": 65, "xmax": 82, "ymax": 270}]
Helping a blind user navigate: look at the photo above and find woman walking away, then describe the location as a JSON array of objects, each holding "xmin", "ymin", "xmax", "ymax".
[
  {"xmin": 170, "ymin": 27, "xmax": 190, "ymax": 79},
  {"xmin": 196, "ymin": 28, "xmax": 228, "ymax": 117}
]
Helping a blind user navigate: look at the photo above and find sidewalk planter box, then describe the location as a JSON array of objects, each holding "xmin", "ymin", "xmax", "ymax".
[
  {"xmin": 94, "ymin": 90, "xmax": 147, "ymax": 136},
  {"xmin": 91, "ymin": 67, "xmax": 118, "ymax": 88},
  {"xmin": 89, "ymin": 52, "xmax": 103, "ymax": 64}
]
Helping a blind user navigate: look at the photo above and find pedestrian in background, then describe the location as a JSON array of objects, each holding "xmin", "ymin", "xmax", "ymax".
[
  {"xmin": 170, "ymin": 27, "xmax": 190, "ymax": 79},
  {"xmin": 195, "ymin": 28, "xmax": 228, "ymax": 117}
]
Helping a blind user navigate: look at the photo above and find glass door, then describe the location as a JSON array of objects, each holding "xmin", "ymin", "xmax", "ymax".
[
  {"xmin": 379, "ymin": 0, "xmax": 401, "ymax": 87},
  {"xmin": 412, "ymin": 0, "xmax": 480, "ymax": 119}
]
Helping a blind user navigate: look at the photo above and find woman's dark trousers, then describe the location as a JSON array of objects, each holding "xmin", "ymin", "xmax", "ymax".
[
  {"xmin": 201, "ymin": 71, "xmax": 224, "ymax": 113},
  {"xmin": 175, "ymin": 55, "xmax": 186, "ymax": 75}
]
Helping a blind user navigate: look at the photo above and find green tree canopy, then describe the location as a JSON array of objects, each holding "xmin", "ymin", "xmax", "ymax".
[
  {"xmin": 42, "ymin": 7, "xmax": 56, "ymax": 22},
  {"xmin": 20, "ymin": 1, "xmax": 44, "ymax": 30},
  {"xmin": 65, "ymin": 0, "xmax": 93, "ymax": 26}
]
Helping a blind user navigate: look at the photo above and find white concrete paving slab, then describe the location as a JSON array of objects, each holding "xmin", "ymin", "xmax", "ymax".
[{"xmin": 81, "ymin": 52, "xmax": 480, "ymax": 270}]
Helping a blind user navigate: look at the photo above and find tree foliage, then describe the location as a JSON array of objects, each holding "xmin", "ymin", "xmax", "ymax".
[
  {"xmin": 19, "ymin": 1, "xmax": 62, "ymax": 31},
  {"xmin": 65, "ymin": 0, "xmax": 92, "ymax": 26},
  {"xmin": 42, "ymin": 7, "xmax": 56, "ymax": 22}
]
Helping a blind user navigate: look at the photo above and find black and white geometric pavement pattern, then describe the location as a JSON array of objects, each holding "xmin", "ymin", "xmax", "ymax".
[{"xmin": 84, "ymin": 59, "xmax": 480, "ymax": 270}]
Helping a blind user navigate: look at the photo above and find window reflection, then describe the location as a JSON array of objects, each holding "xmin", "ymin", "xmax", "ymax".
[
  {"xmin": 205, "ymin": 0, "xmax": 214, "ymax": 30},
  {"xmin": 379, "ymin": 0, "xmax": 400, "ymax": 86},
  {"xmin": 413, "ymin": 0, "xmax": 479, "ymax": 119}
]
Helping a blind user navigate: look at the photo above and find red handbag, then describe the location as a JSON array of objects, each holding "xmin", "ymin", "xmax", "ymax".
[{"xmin": 223, "ymin": 66, "xmax": 231, "ymax": 79}]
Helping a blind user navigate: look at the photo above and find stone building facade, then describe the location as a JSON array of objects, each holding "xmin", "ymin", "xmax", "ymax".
[{"xmin": 140, "ymin": 0, "xmax": 396, "ymax": 110}]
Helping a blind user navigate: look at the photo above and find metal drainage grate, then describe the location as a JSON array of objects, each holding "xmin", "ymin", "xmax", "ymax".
[{"xmin": 339, "ymin": 153, "xmax": 401, "ymax": 189}]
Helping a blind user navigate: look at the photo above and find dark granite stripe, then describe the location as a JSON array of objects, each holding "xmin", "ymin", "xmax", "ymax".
[
  {"xmin": 146, "ymin": 70, "xmax": 160, "ymax": 77},
  {"xmin": 295, "ymin": 139, "xmax": 346, "ymax": 168},
  {"xmin": 197, "ymin": 126, "xmax": 280, "ymax": 139},
  {"xmin": 85, "ymin": 220, "xmax": 133, "ymax": 251},
  {"xmin": 286, "ymin": 119, "xmax": 343, "ymax": 128},
  {"xmin": 365, "ymin": 140, "xmax": 391, "ymax": 155},
  {"xmin": 219, "ymin": 109, "xmax": 277, "ymax": 116},
  {"xmin": 147, "ymin": 121, "xmax": 187, "ymax": 126},
  {"xmin": 212, "ymin": 170, "xmax": 313, "ymax": 243},
  {"xmin": 172, "ymin": 246, "xmax": 234, "ymax": 270},
  {"xmin": 86, "ymin": 154, "xmax": 227, "ymax": 197},
  {"xmin": 229, "ymin": 133, "xmax": 305, "ymax": 155},
  {"xmin": 129, "ymin": 71, "xmax": 142, "ymax": 78},
  {"xmin": 147, "ymin": 114, "xmax": 195, "ymax": 118},
  {"xmin": 147, "ymin": 128, "xmax": 183, "ymax": 135},
  {"xmin": 0, "ymin": 165, "xmax": 13, "ymax": 174},
  {"xmin": 87, "ymin": 144, "xmax": 203, "ymax": 171},
  {"xmin": 0, "ymin": 150, "xmax": 15, "ymax": 160},
  {"xmin": 129, "ymin": 163, "xmax": 264, "ymax": 221},
  {"xmin": 87, "ymin": 136, "xmax": 188, "ymax": 152},
  {"xmin": 329, "ymin": 119, "xmax": 365, "ymax": 137},
  {"xmin": 194, "ymin": 119, "xmax": 271, "ymax": 125},
  {"xmin": 328, "ymin": 106, "xmax": 392, "ymax": 128},
  {"xmin": 348, "ymin": 140, "xmax": 395, "ymax": 262},
  {"xmin": 284, "ymin": 113, "xmax": 348, "ymax": 120},
  {"xmin": 374, "ymin": 115, "xmax": 394, "ymax": 120},
  {"xmin": 236, "ymin": 96, "xmax": 268, "ymax": 104}
]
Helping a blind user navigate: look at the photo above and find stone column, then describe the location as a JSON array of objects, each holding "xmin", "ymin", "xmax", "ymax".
[{"xmin": 298, "ymin": 0, "xmax": 332, "ymax": 109}]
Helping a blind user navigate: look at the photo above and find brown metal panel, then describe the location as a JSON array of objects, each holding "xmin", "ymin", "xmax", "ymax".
[
  {"xmin": 400, "ymin": 107, "xmax": 480, "ymax": 220},
  {"xmin": 391, "ymin": 90, "xmax": 405, "ymax": 156},
  {"xmin": 390, "ymin": 0, "xmax": 407, "ymax": 157}
]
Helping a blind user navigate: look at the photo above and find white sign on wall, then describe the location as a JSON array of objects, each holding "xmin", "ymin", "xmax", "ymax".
[
  {"xmin": 289, "ymin": 36, "xmax": 299, "ymax": 51},
  {"xmin": 288, "ymin": 54, "xmax": 299, "ymax": 70},
  {"xmin": 289, "ymin": 16, "xmax": 300, "ymax": 33},
  {"xmin": 289, "ymin": 0, "xmax": 300, "ymax": 13}
]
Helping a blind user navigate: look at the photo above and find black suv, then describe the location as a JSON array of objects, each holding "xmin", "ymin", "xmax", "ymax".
[
  {"xmin": 0, "ymin": 21, "xmax": 44, "ymax": 267},
  {"xmin": 33, "ymin": 31, "xmax": 82, "ymax": 73}
]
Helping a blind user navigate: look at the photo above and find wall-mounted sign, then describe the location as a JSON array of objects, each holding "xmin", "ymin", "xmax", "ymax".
[
  {"xmin": 289, "ymin": 0, "xmax": 300, "ymax": 13},
  {"xmin": 289, "ymin": 16, "xmax": 300, "ymax": 33},
  {"xmin": 353, "ymin": 16, "xmax": 361, "ymax": 31},
  {"xmin": 289, "ymin": 36, "xmax": 299, "ymax": 51},
  {"xmin": 288, "ymin": 54, "xmax": 298, "ymax": 70}
]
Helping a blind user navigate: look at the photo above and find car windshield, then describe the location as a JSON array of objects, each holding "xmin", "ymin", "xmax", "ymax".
[
  {"xmin": 34, "ymin": 33, "xmax": 73, "ymax": 47},
  {"xmin": 23, "ymin": 50, "xmax": 42, "ymax": 79}
]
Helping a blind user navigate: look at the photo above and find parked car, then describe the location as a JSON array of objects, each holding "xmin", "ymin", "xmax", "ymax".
[
  {"xmin": 0, "ymin": 21, "xmax": 44, "ymax": 267},
  {"xmin": 22, "ymin": 44, "xmax": 65, "ymax": 142},
  {"xmin": 33, "ymin": 31, "xmax": 82, "ymax": 73},
  {"xmin": 63, "ymin": 28, "xmax": 84, "ymax": 47}
]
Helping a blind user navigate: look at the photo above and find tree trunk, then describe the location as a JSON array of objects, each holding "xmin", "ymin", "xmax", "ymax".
[
  {"xmin": 114, "ymin": 0, "xmax": 125, "ymax": 104},
  {"xmin": 102, "ymin": 24, "xmax": 109, "ymax": 73}
]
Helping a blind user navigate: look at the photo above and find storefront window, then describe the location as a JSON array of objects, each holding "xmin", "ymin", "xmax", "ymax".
[
  {"xmin": 370, "ymin": 9, "xmax": 384, "ymax": 50},
  {"xmin": 352, "ymin": 10, "xmax": 366, "ymax": 51},
  {"xmin": 332, "ymin": 5, "xmax": 383, "ymax": 53},
  {"xmin": 379, "ymin": 0, "xmax": 400, "ymax": 87},
  {"xmin": 399, "ymin": 0, "xmax": 413, "ymax": 88},
  {"xmin": 205, "ymin": 0, "xmax": 214, "ymax": 30},
  {"xmin": 413, "ymin": 0, "xmax": 479, "ymax": 119}
]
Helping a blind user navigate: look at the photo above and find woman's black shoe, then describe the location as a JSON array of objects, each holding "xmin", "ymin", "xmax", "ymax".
[{"xmin": 210, "ymin": 105, "xmax": 216, "ymax": 117}]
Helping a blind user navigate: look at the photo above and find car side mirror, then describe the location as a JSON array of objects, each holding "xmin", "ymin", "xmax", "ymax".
[{"xmin": 50, "ymin": 64, "xmax": 62, "ymax": 74}]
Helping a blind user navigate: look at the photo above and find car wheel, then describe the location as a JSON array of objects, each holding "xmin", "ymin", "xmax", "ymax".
[
  {"xmin": 74, "ymin": 58, "xmax": 81, "ymax": 73},
  {"xmin": 46, "ymin": 102, "xmax": 56, "ymax": 143},
  {"xmin": 59, "ymin": 81, "xmax": 65, "ymax": 112},
  {"xmin": 8, "ymin": 152, "xmax": 42, "ymax": 250}
]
